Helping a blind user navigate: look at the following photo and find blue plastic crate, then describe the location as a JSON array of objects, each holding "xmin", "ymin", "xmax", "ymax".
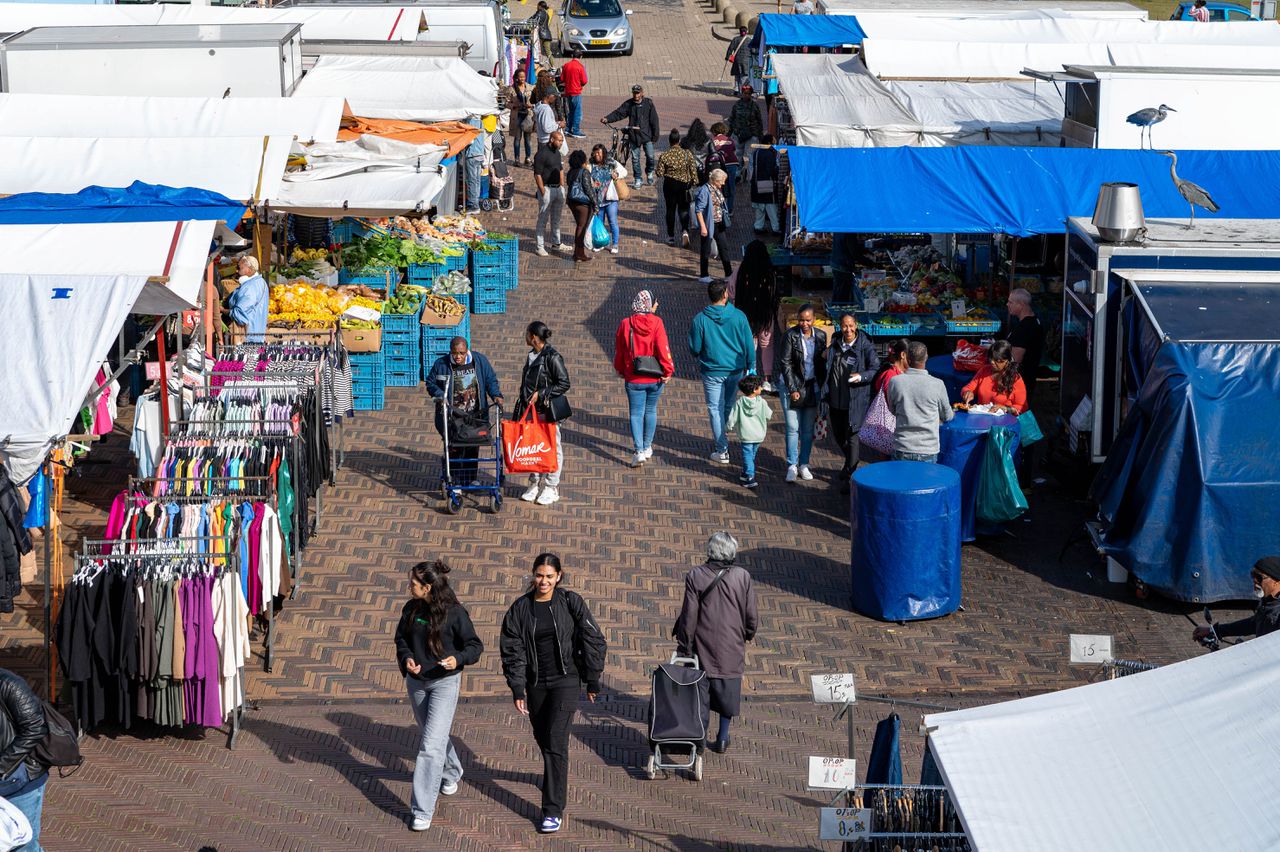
[
  {"xmin": 407, "ymin": 250, "xmax": 469, "ymax": 284},
  {"xmin": 332, "ymin": 220, "xmax": 353, "ymax": 243},
  {"xmin": 471, "ymin": 263, "xmax": 516, "ymax": 295},
  {"xmin": 383, "ymin": 337, "xmax": 420, "ymax": 360},
  {"xmin": 348, "ymin": 351, "xmax": 384, "ymax": 379},
  {"xmin": 381, "ymin": 309, "xmax": 422, "ymax": 339},
  {"xmin": 471, "ymin": 236, "xmax": 519, "ymax": 291},
  {"xmin": 352, "ymin": 374, "xmax": 384, "ymax": 398},
  {"xmin": 339, "ymin": 266, "xmax": 400, "ymax": 295},
  {"xmin": 471, "ymin": 291, "xmax": 507, "ymax": 314},
  {"xmin": 385, "ymin": 355, "xmax": 420, "ymax": 387},
  {"xmin": 421, "ymin": 312, "xmax": 469, "ymax": 342},
  {"xmin": 353, "ymin": 389, "xmax": 385, "ymax": 411}
]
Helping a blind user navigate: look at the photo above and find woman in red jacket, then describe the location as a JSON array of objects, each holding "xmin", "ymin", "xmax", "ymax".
[
  {"xmin": 614, "ymin": 289, "xmax": 675, "ymax": 467},
  {"xmin": 961, "ymin": 339, "xmax": 1027, "ymax": 414}
]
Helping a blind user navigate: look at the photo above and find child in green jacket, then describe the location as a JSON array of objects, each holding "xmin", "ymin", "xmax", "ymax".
[{"xmin": 726, "ymin": 374, "xmax": 773, "ymax": 489}]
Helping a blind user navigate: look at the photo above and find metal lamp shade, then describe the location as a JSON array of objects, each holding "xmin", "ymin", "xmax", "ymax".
[{"xmin": 1092, "ymin": 182, "xmax": 1145, "ymax": 243}]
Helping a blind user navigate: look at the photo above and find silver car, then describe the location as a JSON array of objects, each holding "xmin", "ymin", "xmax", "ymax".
[{"xmin": 556, "ymin": 0, "xmax": 633, "ymax": 56}]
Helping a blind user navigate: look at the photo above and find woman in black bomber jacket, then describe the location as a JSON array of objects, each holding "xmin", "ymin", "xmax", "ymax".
[
  {"xmin": 514, "ymin": 321, "xmax": 572, "ymax": 506},
  {"xmin": 500, "ymin": 553, "xmax": 607, "ymax": 835},
  {"xmin": 394, "ymin": 560, "xmax": 483, "ymax": 832}
]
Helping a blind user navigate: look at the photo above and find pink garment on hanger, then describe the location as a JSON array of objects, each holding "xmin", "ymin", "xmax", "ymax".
[{"xmin": 92, "ymin": 368, "xmax": 114, "ymax": 436}]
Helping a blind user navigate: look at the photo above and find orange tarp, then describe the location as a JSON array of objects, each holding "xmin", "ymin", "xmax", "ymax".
[{"xmin": 337, "ymin": 117, "xmax": 480, "ymax": 158}]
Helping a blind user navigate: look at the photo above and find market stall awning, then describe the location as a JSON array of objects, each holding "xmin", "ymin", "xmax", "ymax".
[
  {"xmin": 0, "ymin": 93, "xmax": 345, "ymax": 143},
  {"xmin": 277, "ymin": 136, "xmax": 449, "ymax": 218},
  {"xmin": 337, "ymin": 117, "xmax": 480, "ymax": 159},
  {"xmin": 1093, "ymin": 271, "xmax": 1280, "ymax": 602},
  {"xmin": 786, "ymin": 146, "xmax": 1280, "ymax": 236},
  {"xmin": 293, "ymin": 55, "xmax": 499, "ymax": 122},
  {"xmin": 0, "ymin": 135, "xmax": 292, "ymax": 205},
  {"xmin": 748, "ymin": 13, "xmax": 865, "ymax": 52},
  {"xmin": 0, "ymin": 182, "xmax": 246, "ymax": 227},
  {"xmin": 923, "ymin": 631, "xmax": 1280, "ymax": 851}
]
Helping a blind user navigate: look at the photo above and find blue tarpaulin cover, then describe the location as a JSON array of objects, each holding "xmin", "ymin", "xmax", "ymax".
[
  {"xmin": 749, "ymin": 13, "xmax": 866, "ymax": 51},
  {"xmin": 0, "ymin": 182, "xmax": 246, "ymax": 226},
  {"xmin": 787, "ymin": 147, "xmax": 1280, "ymax": 237},
  {"xmin": 939, "ymin": 411, "xmax": 1021, "ymax": 542},
  {"xmin": 1093, "ymin": 279, "xmax": 1280, "ymax": 602},
  {"xmin": 851, "ymin": 461, "xmax": 961, "ymax": 620}
]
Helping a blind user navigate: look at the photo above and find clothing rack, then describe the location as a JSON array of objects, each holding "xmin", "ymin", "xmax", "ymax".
[{"xmin": 69, "ymin": 542, "xmax": 249, "ymax": 749}]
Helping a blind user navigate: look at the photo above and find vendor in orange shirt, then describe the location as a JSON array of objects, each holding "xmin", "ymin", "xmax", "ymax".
[{"xmin": 960, "ymin": 340, "xmax": 1027, "ymax": 414}]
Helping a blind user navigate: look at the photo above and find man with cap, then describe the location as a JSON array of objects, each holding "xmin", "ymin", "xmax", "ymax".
[
  {"xmin": 1193, "ymin": 556, "xmax": 1280, "ymax": 642},
  {"xmin": 728, "ymin": 85, "xmax": 764, "ymax": 183},
  {"xmin": 601, "ymin": 85, "xmax": 661, "ymax": 188},
  {"xmin": 725, "ymin": 26, "xmax": 752, "ymax": 92}
]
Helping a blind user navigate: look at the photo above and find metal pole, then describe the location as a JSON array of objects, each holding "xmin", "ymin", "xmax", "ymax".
[
  {"xmin": 843, "ymin": 700, "xmax": 855, "ymax": 852},
  {"xmin": 42, "ymin": 462, "xmax": 52, "ymax": 702},
  {"xmin": 157, "ymin": 322, "xmax": 171, "ymax": 436}
]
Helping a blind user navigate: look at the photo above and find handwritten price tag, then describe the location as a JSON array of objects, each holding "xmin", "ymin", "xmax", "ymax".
[
  {"xmin": 863, "ymin": 297, "xmax": 882, "ymax": 313},
  {"xmin": 1069, "ymin": 634, "xmax": 1114, "ymax": 664},
  {"xmin": 951, "ymin": 299, "xmax": 968, "ymax": 319},
  {"xmin": 819, "ymin": 807, "xmax": 871, "ymax": 841},
  {"xmin": 808, "ymin": 756, "xmax": 857, "ymax": 790},
  {"xmin": 810, "ymin": 673, "xmax": 855, "ymax": 704}
]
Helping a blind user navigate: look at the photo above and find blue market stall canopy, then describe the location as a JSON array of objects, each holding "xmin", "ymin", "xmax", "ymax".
[
  {"xmin": 0, "ymin": 182, "xmax": 246, "ymax": 226},
  {"xmin": 786, "ymin": 147, "xmax": 1280, "ymax": 237},
  {"xmin": 749, "ymin": 14, "xmax": 866, "ymax": 51},
  {"xmin": 1092, "ymin": 274, "xmax": 1280, "ymax": 602}
]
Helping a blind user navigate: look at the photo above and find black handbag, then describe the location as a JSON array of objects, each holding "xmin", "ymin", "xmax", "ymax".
[
  {"xmin": 629, "ymin": 321, "xmax": 665, "ymax": 378},
  {"xmin": 449, "ymin": 410, "xmax": 493, "ymax": 446},
  {"xmin": 536, "ymin": 357, "xmax": 573, "ymax": 422}
]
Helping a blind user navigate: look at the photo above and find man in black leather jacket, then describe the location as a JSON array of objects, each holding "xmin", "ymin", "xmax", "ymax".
[
  {"xmin": 774, "ymin": 305, "xmax": 828, "ymax": 484},
  {"xmin": 0, "ymin": 668, "xmax": 48, "ymax": 851}
]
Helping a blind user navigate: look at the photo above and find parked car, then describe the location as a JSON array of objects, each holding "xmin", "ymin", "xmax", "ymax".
[
  {"xmin": 556, "ymin": 0, "xmax": 633, "ymax": 56},
  {"xmin": 1170, "ymin": 1, "xmax": 1259, "ymax": 20}
]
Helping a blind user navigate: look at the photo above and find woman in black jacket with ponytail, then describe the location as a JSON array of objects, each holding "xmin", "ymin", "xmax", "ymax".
[
  {"xmin": 394, "ymin": 560, "xmax": 483, "ymax": 833},
  {"xmin": 515, "ymin": 321, "xmax": 572, "ymax": 506}
]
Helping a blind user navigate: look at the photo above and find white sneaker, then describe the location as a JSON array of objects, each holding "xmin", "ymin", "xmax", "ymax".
[
  {"xmin": 610, "ymin": 246, "xmax": 619, "ymax": 255},
  {"xmin": 410, "ymin": 817, "xmax": 431, "ymax": 831},
  {"xmin": 799, "ymin": 464, "xmax": 814, "ymax": 481},
  {"xmin": 534, "ymin": 246, "xmax": 549, "ymax": 257},
  {"xmin": 710, "ymin": 450, "xmax": 730, "ymax": 465},
  {"xmin": 440, "ymin": 780, "xmax": 459, "ymax": 796},
  {"xmin": 785, "ymin": 464, "xmax": 798, "ymax": 483},
  {"xmin": 640, "ymin": 447, "xmax": 653, "ymax": 462},
  {"xmin": 521, "ymin": 483, "xmax": 541, "ymax": 502},
  {"xmin": 698, "ymin": 276, "xmax": 713, "ymax": 285},
  {"xmin": 682, "ymin": 231, "xmax": 690, "ymax": 248},
  {"xmin": 555, "ymin": 243, "xmax": 573, "ymax": 252},
  {"xmin": 761, "ymin": 380, "xmax": 776, "ymax": 394},
  {"xmin": 536, "ymin": 486, "xmax": 560, "ymax": 505},
  {"xmin": 629, "ymin": 452, "xmax": 645, "ymax": 467}
]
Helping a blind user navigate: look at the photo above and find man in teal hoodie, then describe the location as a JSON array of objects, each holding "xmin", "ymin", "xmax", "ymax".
[{"xmin": 688, "ymin": 280, "xmax": 756, "ymax": 463}]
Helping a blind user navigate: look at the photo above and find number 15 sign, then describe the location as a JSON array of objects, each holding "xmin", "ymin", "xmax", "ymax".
[{"xmin": 811, "ymin": 673, "xmax": 855, "ymax": 704}]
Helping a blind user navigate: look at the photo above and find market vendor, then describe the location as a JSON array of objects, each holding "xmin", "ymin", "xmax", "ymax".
[
  {"xmin": 1003, "ymin": 288, "xmax": 1044, "ymax": 403},
  {"xmin": 226, "ymin": 255, "xmax": 268, "ymax": 344},
  {"xmin": 959, "ymin": 340, "xmax": 1027, "ymax": 415},
  {"xmin": 1192, "ymin": 557, "xmax": 1280, "ymax": 642},
  {"xmin": 427, "ymin": 337, "xmax": 504, "ymax": 486}
]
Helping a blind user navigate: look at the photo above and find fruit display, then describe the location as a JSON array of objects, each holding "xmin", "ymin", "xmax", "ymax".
[
  {"xmin": 268, "ymin": 280, "xmax": 382, "ymax": 329},
  {"xmin": 947, "ymin": 307, "xmax": 1001, "ymax": 332},
  {"xmin": 790, "ymin": 231, "xmax": 833, "ymax": 255},
  {"xmin": 383, "ymin": 284, "xmax": 429, "ymax": 316},
  {"xmin": 423, "ymin": 292, "xmax": 466, "ymax": 321}
]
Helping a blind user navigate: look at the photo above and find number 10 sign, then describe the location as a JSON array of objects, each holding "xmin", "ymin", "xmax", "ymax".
[
  {"xmin": 808, "ymin": 756, "xmax": 857, "ymax": 790},
  {"xmin": 811, "ymin": 673, "xmax": 855, "ymax": 704}
]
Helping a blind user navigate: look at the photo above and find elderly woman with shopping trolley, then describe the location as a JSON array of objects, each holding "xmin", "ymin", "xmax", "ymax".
[{"xmin": 426, "ymin": 336, "xmax": 504, "ymax": 513}]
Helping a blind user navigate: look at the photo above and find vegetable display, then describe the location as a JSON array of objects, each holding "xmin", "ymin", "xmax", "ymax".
[
  {"xmin": 268, "ymin": 280, "xmax": 382, "ymax": 329},
  {"xmin": 383, "ymin": 284, "xmax": 429, "ymax": 316}
]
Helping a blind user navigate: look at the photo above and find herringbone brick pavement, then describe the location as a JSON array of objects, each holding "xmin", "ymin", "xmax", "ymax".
[{"xmin": 0, "ymin": 3, "xmax": 1247, "ymax": 848}]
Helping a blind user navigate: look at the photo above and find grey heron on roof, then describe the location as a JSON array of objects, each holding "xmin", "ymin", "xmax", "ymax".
[
  {"xmin": 1127, "ymin": 104, "xmax": 1176, "ymax": 149},
  {"xmin": 1158, "ymin": 150, "xmax": 1219, "ymax": 229}
]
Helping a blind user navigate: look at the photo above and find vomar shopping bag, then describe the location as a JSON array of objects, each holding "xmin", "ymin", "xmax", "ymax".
[{"xmin": 501, "ymin": 407, "xmax": 559, "ymax": 474}]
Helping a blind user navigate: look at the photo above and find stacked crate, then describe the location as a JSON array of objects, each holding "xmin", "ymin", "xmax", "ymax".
[
  {"xmin": 420, "ymin": 310, "xmax": 471, "ymax": 380},
  {"xmin": 382, "ymin": 306, "xmax": 422, "ymax": 387},
  {"xmin": 407, "ymin": 249, "xmax": 469, "ymax": 287},
  {"xmin": 469, "ymin": 238, "xmax": 515, "ymax": 314},
  {"xmin": 338, "ymin": 266, "xmax": 401, "ymax": 297},
  {"xmin": 350, "ymin": 352, "xmax": 385, "ymax": 411}
]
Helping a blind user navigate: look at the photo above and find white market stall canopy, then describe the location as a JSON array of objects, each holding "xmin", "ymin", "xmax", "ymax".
[
  {"xmin": 923, "ymin": 632, "xmax": 1280, "ymax": 851},
  {"xmin": 0, "ymin": 136, "xmax": 291, "ymax": 203},
  {"xmin": 0, "ymin": 3, "xmax": 423, "ymax": 41},
  {"xmin": 818, "ymin": 0, "xmax": 1146, "ymax": 17},
  {"xmin": 278, "ymin": 135, "xmax": 449, "ymax": 217},
  {"xmin": 0, "ymin": 94, "xmax": 344, "ymax": 143},
  {"xmin": 292, "ymin": 55, "xmax": 499, "ymax": 122},
  {"xmin": 857, "ymin": 16, "xmax": 1279, "ymax": 45},
  {"xmin": 774, "ymin": 54, "xmax": 1062, "ymax": 146},
  {"xmin": 0, "ymin": 219, "xmax": 218, "ymax": 483}
]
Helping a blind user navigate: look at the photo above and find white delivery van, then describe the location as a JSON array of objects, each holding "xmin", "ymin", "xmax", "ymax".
[
  {"xmin": 277, "ymin": 0, "xmax": 506, "ymax": 79},
  {"xmin": 0, "ymin": 23, "xmax": 304, "ymax": 96}
]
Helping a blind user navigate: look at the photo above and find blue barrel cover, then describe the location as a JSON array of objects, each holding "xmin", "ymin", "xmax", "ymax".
[
  {"xmin": 939, "ymin": 411, "xmax": 1020, "ymax": 542},
  {"xmin": 851, "ymin": 462, "xmax": 961, "ymax": 621}
]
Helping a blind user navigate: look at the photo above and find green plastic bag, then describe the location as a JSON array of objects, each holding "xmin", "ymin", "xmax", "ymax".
[
  {"xmin": 1018, "ymin": 410, "xmax": 1044, "ymax": 446},
  {"xmin": 977, "ymin": 426, "xmax": 1028, "ymax": 524}
]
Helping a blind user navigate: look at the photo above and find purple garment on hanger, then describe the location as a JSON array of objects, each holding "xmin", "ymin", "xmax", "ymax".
[{"xmin": 247, "ymin": 501, "xmax": 266, "ymax": 613}]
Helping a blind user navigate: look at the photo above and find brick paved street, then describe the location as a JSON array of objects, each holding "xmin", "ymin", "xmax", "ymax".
[{"xmin": 0, "ymin": 3, "xmax": 1243, "ymax": 849}]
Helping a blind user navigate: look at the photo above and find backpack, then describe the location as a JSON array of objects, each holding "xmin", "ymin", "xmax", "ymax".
[{"xmin": 33, "ymin": 699, "xmax": 82, "ymax": 772}]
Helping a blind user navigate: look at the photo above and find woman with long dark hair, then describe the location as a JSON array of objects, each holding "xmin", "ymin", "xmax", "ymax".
[
  {"xmin": 961, "ymin": 339, "xmax": 1028, "ymax": 414},
  {"xmin": 394, "ymin": 560, "xmax": 483, "ymax": 832},
  {"xmin": 565, "ymin": 149, "xmax": 597, "ymax": 262},
  {"xmin": 589, "ymin": 143, "xmax": 625, "ymax": 254},
  {"xmin": 872, "ymin": 338, "xmax": 911, "ymax": 396},
  {"xmin": 500, "ymin": 553, "xmax": 607, "ymax": 834},
  {"xmin": 515, "ymin": 321, "xmax": 571, "ymax": 505},
  {"xmin": 684, "ymin": 118, "xmax": 711, "ymax": 182},
  {"xmin": 655, "ymin": 128, "xmax": 698, "ymax": 246},
  {"xmin": 732, "ymin": 239, "xmax": 781, "ymax": 391}
]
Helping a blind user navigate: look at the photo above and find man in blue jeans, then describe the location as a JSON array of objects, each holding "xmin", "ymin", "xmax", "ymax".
[
  {"xmin": 464, "ymin": 116, "xmax": 486, "ymax": 212},
  {"xmin": 601, "ymin": 85, "xmax": 661, "ymax": 188},
  {"xmin": 688, "ymin": 280, "xmax": 755, "ymax": 464},
  {"xmin": 0, "ymin": 669, "xmax": 48, "ymax": 852},
  {"xmin": 885, "ymin": 341, "xmax": 953, "ymax": 463}
]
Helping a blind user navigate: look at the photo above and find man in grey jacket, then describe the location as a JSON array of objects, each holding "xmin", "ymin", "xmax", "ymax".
[
  {"xmin": 674, "ymin": 532, "xmax": 758, "ymax": 754},
  {"xmin": 885, "ymin": 341, "xmax": 953, "ymax": 462}
]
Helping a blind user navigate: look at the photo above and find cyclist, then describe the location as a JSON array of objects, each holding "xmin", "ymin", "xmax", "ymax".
[
  {"xmin": 1193, "ymin": 557, "xmax": 1280, "ymax": 643},
  {"xmin": 601, "ymin": 84, "xmax": 661, "ymax": 189}
]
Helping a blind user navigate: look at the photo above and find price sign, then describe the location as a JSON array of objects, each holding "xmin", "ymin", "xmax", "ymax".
[
  {"xmin": 808, "ymin": 756, "xmax": 857, "ymax": 790},
  {"xmin": 1069, "ymin": 634, "xmax": 1114, "ymax": 664},
  {"xmin": 819, "ymin": 807, "xmax": 871, "ymax": 841},
  {"xmin": 811, "ymin": 673, "xmax": 855, "ymax": 704},
  {"xmin": 951, "ymin": 299, "xmax": 968, "ymax": 319},
  {"xmin": 863, "ymin": 297, "xmax": 882, "ymax": 313},
  {"xmin": 145, "ymin": 361, "xmax": 161, "ymax": 381}
]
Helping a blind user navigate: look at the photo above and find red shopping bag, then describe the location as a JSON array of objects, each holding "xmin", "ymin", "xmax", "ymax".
[
  {"xmin": 952, "ymin": 339, "xmax": 988, "ymax": 373},
  {"xmin": 501, "ymin": 407, "xmax": 559, "ymax": 473}
]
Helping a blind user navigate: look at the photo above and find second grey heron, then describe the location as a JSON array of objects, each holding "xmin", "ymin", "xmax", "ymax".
[
  {"xmin": 1126, "ymin": 104, "xmax": 1176, "ymax": 149},
  {"xmin": 1158, "ymin": 150, "xmax": 1220, "ymax": 229}
]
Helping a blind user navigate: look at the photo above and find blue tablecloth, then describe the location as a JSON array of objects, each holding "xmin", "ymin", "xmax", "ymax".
[
  {"xmin": 850, "ymin": 461, "xmax": 962, "ymax": 621},
  {"xmin": 939, "ymin": 411, "xmax": 1021, "ymax": 542},
  {"xmin": 927, "ymin": 354, "xmax": 976, "ymax": 406}
]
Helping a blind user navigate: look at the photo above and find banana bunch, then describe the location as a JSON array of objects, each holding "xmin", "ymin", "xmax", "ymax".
[{"xmin": 424, "ymin": 293, "xmax": 465, "ymax": 318}]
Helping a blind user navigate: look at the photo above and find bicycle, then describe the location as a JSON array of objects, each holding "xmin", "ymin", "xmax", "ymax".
[{"xmin": 605, "ymin": 123, "xmax": 636, "ymax": 171}]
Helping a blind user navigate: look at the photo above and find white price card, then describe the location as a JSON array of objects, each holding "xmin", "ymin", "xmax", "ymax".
[
  {"xmin": 819, "ymin": 807, "xmax": 872, "ymax": 841},
  {"xmin": 1069, "ymin": 634, "xmax": 1114, "ymax": 664},
  {"xmin": 808, "ymin": 756, "xmax": 857, "ymax": 790},
  {"xmin": 811, "ymin": 673, "xmax": 856, "ymax": 704},
  {"xmin": 863, "ymin": 297, "xmax": 882, "ymax": 313},
  {"xmin": 951, "ymin": 299, "xmax": 968, "ymax": 319}
]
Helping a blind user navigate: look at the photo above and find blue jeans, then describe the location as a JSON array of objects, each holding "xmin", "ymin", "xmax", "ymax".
[
  {"xmin": 464, "ymin": 155, "xmax": 483, "ymax": 211},
  {"xmin": 630, "ymin": 141, "xmax": 656, "ymax": 181},
  {"xmin": 701, "ymin": 372, "xmax": 742, "ymax": 454},
  {"xmin": 625, "ymin": 381, "xmax": 664, "ymax": 452},
  {"xmin": 566, "ymin": 95, "xmax": 582, "ymax": 135},
  {"xmin": 406, "ymin": 675, "xmax": 464, "ymax": 823},
  {"xmin": 724, "ymin": 164, "xmax": 739, "ymax": 213},
  {"xmin": 598, "ymin": 201, "xmax": 619, "ymax": 247},
  {"xmin": 741, "ymin": 442, "xmax": 761, "ymax": 479},
  {"xmin": 779, "ymin": 387, "xmax": 818, "ymax": 466},
  {"xmin": 6, "ymin": 773, "xmax": 46, "ymax": 852},
  {"xmin": 892, "ymin": 450, "xmax": 937, "ymax": 463}
]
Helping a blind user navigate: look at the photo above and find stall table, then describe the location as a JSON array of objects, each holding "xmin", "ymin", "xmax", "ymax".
[
  {"xmin": 939, "ymin": 411, "xmax": 1021, "ymax": 542},
  {"xmin": 927, "ymin": 353, "xmax": 977, "ymax": 406}
]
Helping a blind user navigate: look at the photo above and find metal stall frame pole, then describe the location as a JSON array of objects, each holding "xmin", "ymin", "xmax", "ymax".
[{"xmin": 42, "ymin": 459, "xmax": 52, "ymax": 702}]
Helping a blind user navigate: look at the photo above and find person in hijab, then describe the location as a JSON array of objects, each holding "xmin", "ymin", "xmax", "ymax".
[{"xmin": 613, "ymin": 289, "xmax": 675, "ymax": 467}]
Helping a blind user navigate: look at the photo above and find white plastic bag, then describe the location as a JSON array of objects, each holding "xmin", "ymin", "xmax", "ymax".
[{"xmin": 0, "ymin": 796, "xmax": 32, "ymax": 851}]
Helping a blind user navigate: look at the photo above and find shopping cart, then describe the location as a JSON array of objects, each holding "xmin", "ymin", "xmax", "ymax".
[
  {"xmin": 438, "ymin": 397, "xmax": 504, "ymax": 514},
  {"xmin": 644, "ymin": 652, "xmax": 710, "ymax": 781}
]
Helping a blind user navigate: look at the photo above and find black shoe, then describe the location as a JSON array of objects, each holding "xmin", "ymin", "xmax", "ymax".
[
  {"xmin": 744, "ymin": 478, "xmax": 758, "ymax": 490},
  {"xmin": 709, "ymin": 734, "xmax": 730, "ymax": 753},
  {"xmin": 666, "ymin": 237, "xmax": 676, "ymax": 246}
]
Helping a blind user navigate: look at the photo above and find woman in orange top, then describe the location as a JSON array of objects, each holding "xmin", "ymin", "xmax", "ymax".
[{"xmin": 961, "ymin": 340, "xmax": 1027, "ymax": 414}]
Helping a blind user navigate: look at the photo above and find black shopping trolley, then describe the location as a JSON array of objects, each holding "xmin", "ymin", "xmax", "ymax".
[
  {"xmin": 438, "ymin": 397, "xmax": 505, "ymax": 514},
  {"xmin": 483, "ymin": 157, "xmax": 515, "ymax": 212},
  {"xmin": 644, "ymin": 652, "xmax": 710, "ymax": 781}
]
